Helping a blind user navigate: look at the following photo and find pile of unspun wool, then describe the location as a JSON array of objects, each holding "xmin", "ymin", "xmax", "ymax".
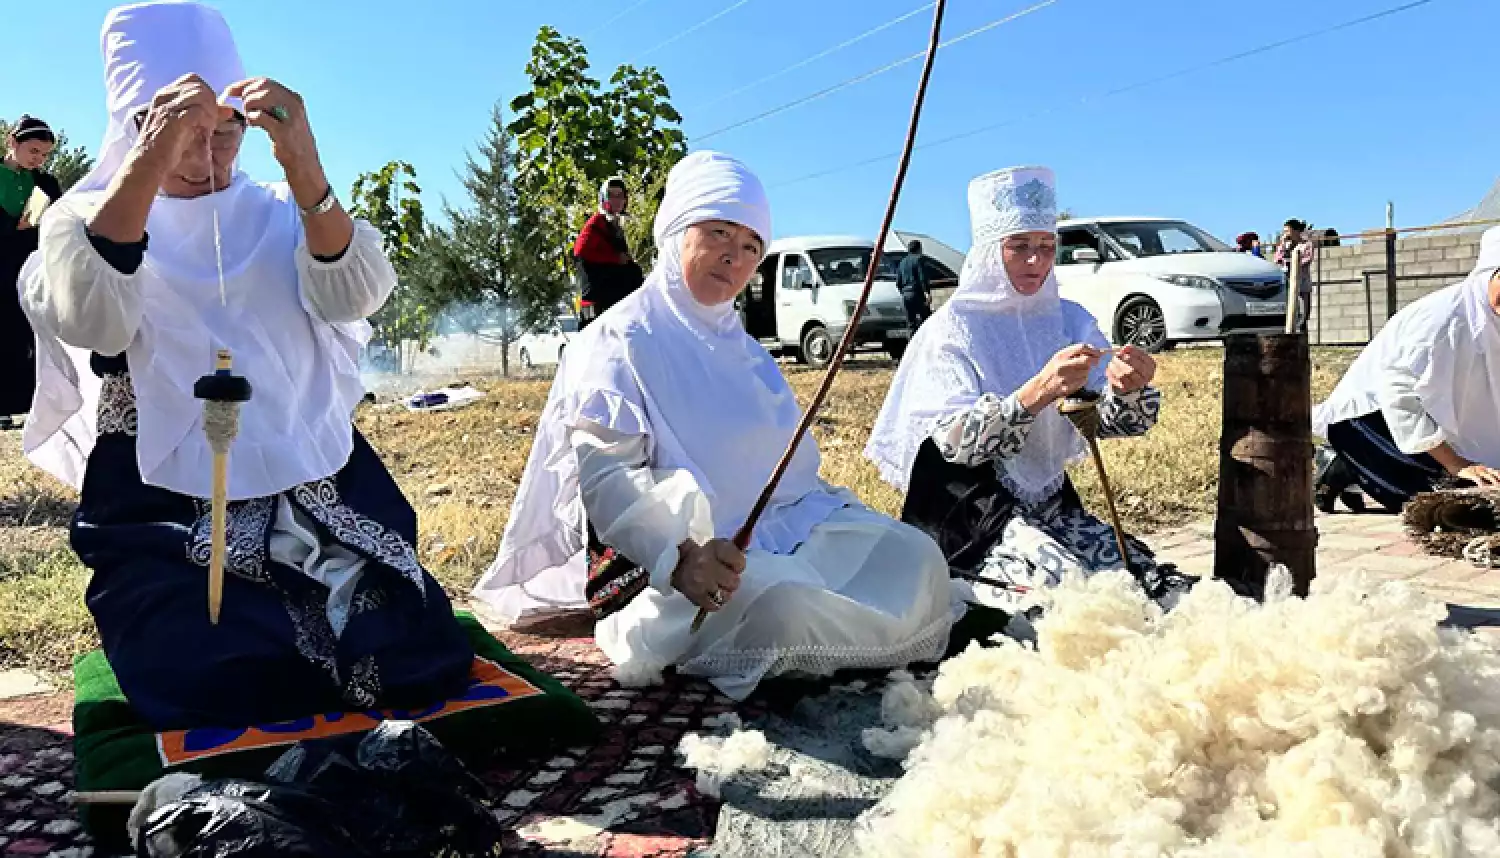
[{"xmin": 857, "ymin": 569, "xmax": 1500, "ymax": 858}]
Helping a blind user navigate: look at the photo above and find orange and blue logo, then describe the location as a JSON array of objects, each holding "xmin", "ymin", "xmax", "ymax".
[{"xmin": 155, "ymin": 657, "xmax": 541, "ymax": 766}]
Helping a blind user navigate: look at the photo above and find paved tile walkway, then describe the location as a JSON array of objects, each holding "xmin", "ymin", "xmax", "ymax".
[{"xmin": 1154, "ymin": 511, "xmax": 1500, "ymax": 640}]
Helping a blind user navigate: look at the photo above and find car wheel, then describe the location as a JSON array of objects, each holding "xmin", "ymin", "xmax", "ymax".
[
  {"xmin": 1115, "ymin": 297, "xmax": 1170, "ymax": 354},
  {"xmin": 519, "ymin": 348, "xmax": 533, "ymax": 370},
  {"xmin": 801, "ymin": 325, "xmax": 834, "ymax": 370}
]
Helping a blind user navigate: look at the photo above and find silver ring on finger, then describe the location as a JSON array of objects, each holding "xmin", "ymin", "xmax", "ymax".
[{"xmin": 709, "ymin": 588, "xmax": 725, "ymax": 607}]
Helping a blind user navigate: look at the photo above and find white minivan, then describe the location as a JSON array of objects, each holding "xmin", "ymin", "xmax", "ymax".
[
  {"xmin": 1054, "ymin": 217, "xmax": 1289, "ymax": 352},
  {"xmin": 740, "ymin": 230, "xmax": 965, "ymax": 367}
]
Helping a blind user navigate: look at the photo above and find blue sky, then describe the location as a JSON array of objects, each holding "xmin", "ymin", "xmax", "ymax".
[{"xmin": 2, "ymin": 0, "xmax": 1493, "ymax": 253}]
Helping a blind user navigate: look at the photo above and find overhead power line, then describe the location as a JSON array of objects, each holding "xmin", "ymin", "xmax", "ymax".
[
  {"xmin": 696, "ymin": 2, "xmax": 936, "ymax": 110},
  {"xmin": 769, "ymin": 0, "xmax": 1444, "ymax": 189},
  {"xmin": 632, "ymin": 0, "xmax": 760, "ymax": 64},
  {"xmin": 697, "ymin": 0, "xmax": 1061, "ymax": 143},
  {"xmin": 586, "ymin": 0, "xmax": 657, "ymax": 39}
]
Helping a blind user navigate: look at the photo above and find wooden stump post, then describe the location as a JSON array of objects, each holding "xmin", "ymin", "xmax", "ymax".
[{"xmin": 1214, "ymin": 333, "xmax": 1318, "ymax": 598}]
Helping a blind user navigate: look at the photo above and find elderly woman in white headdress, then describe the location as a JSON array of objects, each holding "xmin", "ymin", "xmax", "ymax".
[
  {"xmin": 867, "ymin": 167, "xmax": 1192, "ymax": 616},
  {"xmin": 476, "ymin": 151, "xmax": 956, "ymax": 701},
  {"xmin": 18, "ymin": 2, "xmax": 472, "ymax": 730},
  {"xmin": 1313, "ymin": 226, "xmax": 1500, "ymax": 513}
]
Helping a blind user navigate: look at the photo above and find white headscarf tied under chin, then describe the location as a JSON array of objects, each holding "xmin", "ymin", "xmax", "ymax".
[
  {"xmin": 866, "ymin": 166, "xmax": 1108, "ymax": 501},
  {"xmin": 475, "ymin": 151, "xmax": 852, "ymax": 623}
]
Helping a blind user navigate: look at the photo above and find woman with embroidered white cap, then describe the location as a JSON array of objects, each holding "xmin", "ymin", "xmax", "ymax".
[
  {"xmin": 19, "ymin": 1, "xmax": 472, "ymax": 730},
  {"xmin": 476, "ymin": 151, "xmax": 956, "ymax": 701},
  {"xmin": 866, "ymin": 166, "xmax": 1192, "ymax": 617},
  {"xmin": 1313, "ymin": 226, "xmax": 1500, "ymax": 513}
]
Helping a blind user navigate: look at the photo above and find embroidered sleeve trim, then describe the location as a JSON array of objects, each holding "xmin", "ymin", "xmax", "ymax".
[
  {"xmin": 289, "ymin": 478, "xmax": 428, "ymax": 601},
  {"xmin": 187, "ymin": 495, "xmax": 275, "ymax": 583},
  {"xmin": 96, "ymin": 372, "xmax": 139, "ymax": 437}
]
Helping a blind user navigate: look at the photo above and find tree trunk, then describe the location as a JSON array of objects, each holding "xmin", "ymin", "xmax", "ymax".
[{"xmin": 1214, "ymin": 333, "xmax": 1318, "ymax": 598}]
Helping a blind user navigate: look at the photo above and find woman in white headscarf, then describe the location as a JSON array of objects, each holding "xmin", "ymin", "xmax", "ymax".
[
  {"xmin": 867, "ymin": 167, "xmax": 1191, "ymax": 617},
  {"xmin": 19, "ymin": 2, "xmax": 472, "ymax": 730},
  {"xmin": 1313, "ymin": 226, "xmax": 1500, "ymax": 512},
  {"xmin": 476, "ymin": 151, "xmax": 956, "ymax": 701}
]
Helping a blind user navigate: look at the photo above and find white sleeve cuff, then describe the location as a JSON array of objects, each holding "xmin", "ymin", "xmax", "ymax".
[
  {"xmin": 31, "ymin": 200, "xmax": 144, "ymax": 357},
  {"xmin": 571, "ymin": 425, "xmax": 715, "ymax": 597},
  {"xmin": 297, "ymin": 220, "xmax": 397, "ymax": 323}
]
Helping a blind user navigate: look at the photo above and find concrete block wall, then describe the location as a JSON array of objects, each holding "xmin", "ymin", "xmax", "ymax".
[{"xmin": 1307, "ymin": 232, "xmax": 1481, "ymax": 345}]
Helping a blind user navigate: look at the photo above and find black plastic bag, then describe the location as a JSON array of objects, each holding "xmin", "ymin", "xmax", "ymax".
[{"xmin": 137, "ymin": 721, "xmax": 507, "ymax": 857}]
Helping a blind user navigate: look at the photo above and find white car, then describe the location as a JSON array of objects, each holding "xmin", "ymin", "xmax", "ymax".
[
  {"xmin": 514, "ymin": 315, "xmax": 579, "ymax": 369},
  {"xmin": 1054, "ymin": 217, "xmax": 1289, "ymax": 352},
  {"xmin": 742, "ymin": 231, "xmax": 965, "ymax": 367}
]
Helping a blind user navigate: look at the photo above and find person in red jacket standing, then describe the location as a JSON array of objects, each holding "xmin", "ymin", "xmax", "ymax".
[{"xmin": 573, "ymin": 177, "xmax": 644, "ymax": 327}]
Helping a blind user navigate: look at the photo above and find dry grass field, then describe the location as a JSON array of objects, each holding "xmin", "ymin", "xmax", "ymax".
[{"xmin": 0, "ymin": 347, "xmax": 1359, "ymax": 673}]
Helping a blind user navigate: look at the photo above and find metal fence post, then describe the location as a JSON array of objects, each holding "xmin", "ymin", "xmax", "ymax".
[{"xmin": 1384, "ymin": 227, "xmax": 1398, "ymax": 322}]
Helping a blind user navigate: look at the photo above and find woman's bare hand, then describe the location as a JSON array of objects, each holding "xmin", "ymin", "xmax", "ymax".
[
  {"xmin": 671, "ymin": 539, "xmax": 745, "ymax": 613},
  {"xmin": 1019, "ymin": 344, "xmax": 1105, "ymax": 413}
]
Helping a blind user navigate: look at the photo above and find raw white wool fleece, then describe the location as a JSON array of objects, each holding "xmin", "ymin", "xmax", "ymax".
[
  {"xmin": 678, "ymin": 728, "xmax": 772, "ymax": 798},
  {"xmin": 855, "ymin": 568, "xmax": 1500, "ymax": 858},
  {"xmin": 610, "ymin": 659, "xmax": 666, "ymax": 688}
]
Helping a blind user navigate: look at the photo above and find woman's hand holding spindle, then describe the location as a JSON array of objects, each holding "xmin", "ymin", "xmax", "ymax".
[
  {"xmin": 222, "ymin": 78, "xmax": 352, "ymax": 258},
  {"xmin": 1018, "ymin": 344, "xmax": 1104, "ymax": 415},
  {"xmin": 135, "ymin": 75, "xmax": 233, "ymax": 171},
  {"xmin": 1106, "ymin": 345, "xmax": 1156, "ymax": 394},
  {"xmin": 221, "ymin": 78, "xmax": 326, "ymax": 207},
  {"xmin": 89, "ymin": 74, "xmax": 233, "ymax": 244},
  {"xmin": 671, "ymin": 539, "xmax": 745, "ymax": 613}
]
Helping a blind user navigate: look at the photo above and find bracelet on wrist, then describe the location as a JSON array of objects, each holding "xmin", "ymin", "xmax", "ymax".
[{"xmin": 300, "ymin": 184, "xmax": 337, "ymax": 218}]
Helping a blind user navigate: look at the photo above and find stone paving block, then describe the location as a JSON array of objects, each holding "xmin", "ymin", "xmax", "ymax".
[
  {"xmin": 0, "ymin": 670, "xmax": 54, "ymax": 700},
  {"xmin": 1317, "ymin": 533, "xmax": 1397, "ymax": 553},
  {"xmin": 1376, "ymin": 540, "xmax": 1424, "ymax": 558},
  {"xmin": 1350, "ymin": 517, "xmax": 1407, "ymax": 538},
  {"xmin": 1315, "ymin": 549, "xmax": 1361, "ymax": 567},
  {"xmin": 1150, "ymin": 529, "xmax": 1202, "ymax": 551},
  {"xmin": 1171, "ymin": 555, "xmax": 1214, "ymax": 579},
  {"xmin": 1312, "ymin": 515, "xmax": 1368, "ymax": 534},
  {"xmin": 1423, "ymin": 561, "xmax": 1489, "ymax": 585},
  {"xmin": 1338, "ymin": 552, "xmax": 1446, "ymax": 578}
]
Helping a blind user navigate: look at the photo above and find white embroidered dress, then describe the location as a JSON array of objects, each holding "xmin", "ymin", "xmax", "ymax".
[{"xmin": 476, "ymin": 152, "xmax": 957, "ymax": 700}]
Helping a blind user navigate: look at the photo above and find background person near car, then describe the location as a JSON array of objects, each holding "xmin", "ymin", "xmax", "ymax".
[
  {"xmin": 1235, "ymin": 231, "xmax": 1263, "ymax": 258},
  {"xmin": 573, "ymin": 177, "xmax": 644, "ymax": 328},
  {"xmin": 896, "ymin": 239, "xmax": 933, "ymax": 331},
  {"xmin": 1274, "ymin": 218, "xmax": 1316, "ymax": 332}
]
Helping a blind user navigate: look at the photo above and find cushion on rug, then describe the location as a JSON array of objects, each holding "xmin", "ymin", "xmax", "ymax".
[{"xmin": 73, "ymin": 612, "xmax": 599, "ymax": 850}]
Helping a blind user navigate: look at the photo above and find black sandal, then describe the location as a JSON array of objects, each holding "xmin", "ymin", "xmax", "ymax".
[{"xmin": 1314, "ymin": 451, "xmax": 1364, "ymax": 513}]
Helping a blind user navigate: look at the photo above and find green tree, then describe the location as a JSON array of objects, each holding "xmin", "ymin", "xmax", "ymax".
[
  {"xmin": 0, "ymin": 120, "xmax": 95, "ymax": 191},
  {"xmin": 507, "ymin": 27, "xmax": 687, "ymax": 312},
  {"xmin": 348, "ymin": 160, "xmax": 435, "ymax": 373},
  {"xmin": 436, "ymin": 104, "xmax": 540, "ymax": 376}
]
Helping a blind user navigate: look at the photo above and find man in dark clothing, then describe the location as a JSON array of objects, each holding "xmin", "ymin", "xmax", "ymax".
[{"xmin": 895, "ymin": 239, "xmax": 932, "ymax": 331}]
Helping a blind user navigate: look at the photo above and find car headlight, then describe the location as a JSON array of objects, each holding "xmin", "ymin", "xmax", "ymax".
[{"xmin": 1156, "ymin": 274, "xmax": 1221, "ymax": 290}]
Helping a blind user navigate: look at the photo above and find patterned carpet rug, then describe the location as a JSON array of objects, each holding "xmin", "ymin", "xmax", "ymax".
[{"xmin": 0, "ymin": 623, "xmax": 759, "ymax": 857}]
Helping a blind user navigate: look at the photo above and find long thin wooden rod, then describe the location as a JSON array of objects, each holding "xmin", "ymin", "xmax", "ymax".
[
  {"xmin": 1084, "ymin": 435, "xmax": 1132, "ymax": 572},
  {"xmin": 692, "ymin": 0, "xmax": 949, "ymax": 634}
]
